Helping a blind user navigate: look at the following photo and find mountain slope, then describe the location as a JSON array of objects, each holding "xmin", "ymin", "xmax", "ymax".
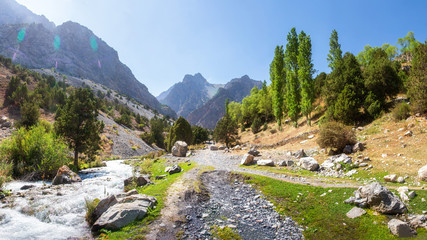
[
  {"xmin": 187, "ymin": 75, "xmax": 262, "ymax": 129},
  {"xmin": 0, "ymin": 0, "xmax": 176, "ymax": 118},
  {"xmin": 157, "ymin": 73, "xmax": 223, "ymax": 117},
  {"xmin": 0, "ymin": 0, "xmax": 54, "ymax": 29}
]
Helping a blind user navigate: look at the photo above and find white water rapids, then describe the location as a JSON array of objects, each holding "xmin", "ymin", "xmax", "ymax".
[{"xmin": 0, "ymin": 160, "xmax": 133, "ymax": 240}]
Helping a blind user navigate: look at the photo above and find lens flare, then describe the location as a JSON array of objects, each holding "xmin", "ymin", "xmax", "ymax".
[
  {"xmin": 12, "ymin": 52, "xmax": 17, "ymax": 61},
  {"xmin": 54, "ymin": 35, "xmax": 61, "ymax": 51},
  {"xmin": 55, "ymin": 61, "xmax": 58, "ymax": 69},
  {"xmin": 98, "ymin": 59, "xmax": 102, "ymax": 68},
  {"xmin": 17, "ymin": 28, "xmax": 26, "ymax": 43},
  {"xmin": 90, "ymin": 36, "xmax": 98, "ymax": 52}
]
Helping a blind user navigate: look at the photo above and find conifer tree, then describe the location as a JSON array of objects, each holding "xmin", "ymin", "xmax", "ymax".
[{"xmin": 327, "ymin": 29, "xmax": 342, "ymax": 71}]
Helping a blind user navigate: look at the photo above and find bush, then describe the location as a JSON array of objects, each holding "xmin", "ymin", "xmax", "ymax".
[
  {"xmin": 85, "ymin": 198, "xmax": 100, "ymax": 225},
  {"xmin": 0, "ymin": 124, "xmax": 70, "ymax": 178},
  {"xmin": 0, "ymin": 161, "xmax": 13, "ymax": 189},
  {"xmin": 251, "ymin": 117, "xmax": 262, "ymax": 134},
  {"xmin": 317, "ymin": 121, "xmax": 356, "ymax": 152},
  {"xmin": 392, "ymin": 103, "xmax": 411, "ymax": 121},
  {"xmin": 20, "ymin": 100, "xmax": 40, "ymax": 128},
  {"xmin": 167, "ymin": 117, "xmax": 193, "ymax": 152}
]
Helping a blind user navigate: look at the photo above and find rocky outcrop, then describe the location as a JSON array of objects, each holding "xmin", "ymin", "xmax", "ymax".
[
  {"xmin": 345, "ymin": 182, "xmax": 407, "ymax": 214},
  {"xmin": 172, "ymin": 141, "xmax": 188, "ymax": 157},
  {"xmin": 91, "ymin": 192, "xmax": 157, "ymax": 231},
  {"xmin": 52, "ymin": 166, "xmax": 81, "ymax": 185},
  {"xmin": 418, "ymin": 165, "xmax": 427, "ymax": 182}
]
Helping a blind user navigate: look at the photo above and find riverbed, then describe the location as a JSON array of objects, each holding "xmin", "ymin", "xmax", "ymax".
[{"xmin": 0, "ymin": 160, "xmax": 132, "ymax": 240}]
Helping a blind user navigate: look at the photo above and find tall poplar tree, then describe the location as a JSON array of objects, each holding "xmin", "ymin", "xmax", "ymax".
[
  {"xmin": 269, "ymin": 45, "xmax": 285, "ymax": 129},
  {"xmin": 298, "ymin": 31, "xmax": 315, "ymax": 125},
  {"xmin": 285, "ymin": 28, "xmax": 300, "ymax": 127},
  {"xmin": 327, "ymin": 29, "xmax": 342, "ymax": 71}
]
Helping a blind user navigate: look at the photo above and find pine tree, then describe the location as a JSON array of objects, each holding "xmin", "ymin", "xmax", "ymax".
[
  {"xmin": 270, "ymin": 45, "xmax": 285, "ymax": 129},
  {"xmin": 285, "ymin": 28, "xmax": 300, "ymax": 127},
  {"xmin": 54, "ymin": 88, "xmax": 104, "ymax": 170},
  {"xmin": 167, "ymin": 116, "xmax": 193, "ymax": 152},
  {"xmin": 298, "ymin": 31, "xmax": 315, "ymax": 125},
  {"xmin": 213, "ymin": 99, "xmax": 238, "ymax": 147},
  {"xmin": 327, "ymin": 29, "xmax": 343, "ymax": 71}
]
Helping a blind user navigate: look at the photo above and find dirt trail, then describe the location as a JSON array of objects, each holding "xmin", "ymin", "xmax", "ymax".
[{"xmin": 188, "ymin": 149, "xmax": 361, "ymax": 188}]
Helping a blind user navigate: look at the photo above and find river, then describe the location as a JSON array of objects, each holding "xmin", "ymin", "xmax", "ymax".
[{"xmin": 0, "ymin": 160, "xmax": 133, "ymax": 240}]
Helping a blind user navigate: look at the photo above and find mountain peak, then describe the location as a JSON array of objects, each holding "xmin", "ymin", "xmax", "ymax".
[{"xmin": 182, "ymin": 73, "xmax": 207, "ymax": 85}]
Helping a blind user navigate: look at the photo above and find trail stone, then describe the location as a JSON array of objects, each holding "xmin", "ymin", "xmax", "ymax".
[
  {"xmin": 343, "ymin": 145, "xmax": 353, "ymax": 154},
  {"xmin": 172, "ymin": 141, "xmax": 188, "ymax": 157},
  {"xmin": 248, "ymin": 148, "xmax": 260, "ymax": 157},
  {"xmin": 357, "ymin": 182, "xmax": 407, "ymax": 214},
  {"xmin": 257, "ymin": 160, "xmax": 275, "ymax": 166},
  {"xmin": 418, "ymin": 165, "xmax": 427, "ymax": 182},
  {"xmin": 240, "ymin": 154, "xmax": 254, "ymax": 165},
  {"xmin": 346, "ymin": 207, "xmax": 366, "ymax": 219},
  {"xmin": 52, "ymin": 165, "xmax": 81, "ymax": 185},
  {"xmin": 299, "ymin": 157, "xmax": 319, "ymax": 171},
  {"xmin": 384, "ymin": 174, "xmax": 398, "ymax": 183},
  {"xmin": 165, "ymin": 165, "xmax": 181, "ymax": 175},
  {"xmin": 388, "ymin": 219, "xmax": 415, "ymax": 238}
]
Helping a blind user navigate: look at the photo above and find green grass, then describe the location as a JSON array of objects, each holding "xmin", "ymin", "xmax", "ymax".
[
  {"xmin": 98, "ymin": 159, "xmax": 195, "ymax": 239},
  {"xmin": 243, "ymin": 173, "xmax": 427, "ymax": 240},
  {"xmin": 211, "ymin": 226, "xmax": 242, "ymax": 240}
]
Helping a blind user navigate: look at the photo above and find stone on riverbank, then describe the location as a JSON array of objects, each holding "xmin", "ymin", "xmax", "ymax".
[
  {"xmin": 52, "ymin": 165, "xmax": 81, "ymax": 185},
  {"xmin": 241, "ymin": 154, "xmax": 254, "ymax": 165}
]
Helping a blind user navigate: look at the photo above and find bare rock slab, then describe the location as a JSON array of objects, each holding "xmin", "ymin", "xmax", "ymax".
[
  {"xmin": 257, "ymin": 160, "xmax": 275, "ymax": 166},
  {"xmin": 241, "ymin": 154, "xmax": 254, "ymax": 165},
  {"xmin": 358, "ymin": 182, "xmax": 407, "ymax": 214},
  {"xmin": 346, "ymin": 207, "xmax": 366, "ymax": 219},
  {"xmin": 388, "ymin": 219, "xmax": 416, "ymax": 238}
]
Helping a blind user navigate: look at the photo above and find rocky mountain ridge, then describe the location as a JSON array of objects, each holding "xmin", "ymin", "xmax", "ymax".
[{"xmin": 0, "ymin": 0, "xmax": 176, "ymax": 118}]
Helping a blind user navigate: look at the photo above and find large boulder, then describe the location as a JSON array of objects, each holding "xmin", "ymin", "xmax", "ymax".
[
  {"xmin": 92, "ymin": 194, "xmax": 157, "ymax": 231},
  {"xmin": 240, "ymin": 154, "xmax": 254, "ymax": 165},
  {"xmin": 357, "ymin": 182, "xmax": 407, "ymax": 214},
  {"xmin": 171, "ymin": 141, "xmax": 188, "ymax": 157},
  {"xmin": 299, "ymin": 157, "xmax": 319, "ymax": 171},
  {"xmin": 52, "ymin": 166, "xmax": 81, "ymax": 185},
  {"xmin": 388, "ymin": 219, "xmax": 415, "ymax": 238},
  {"xmin": 257, "ymin": 160, "xmax": 275, "ymax": 166},
  {"xmin": 92, "ymin": 195, "xmax": 118, "ymax": 222},
  {"xmin": 165, "ymin": 165, "xmax": 182, "ymax": 175},
  {"xmin": 418, "ymin": 165, "xmax": 427, "ymax": 182}
]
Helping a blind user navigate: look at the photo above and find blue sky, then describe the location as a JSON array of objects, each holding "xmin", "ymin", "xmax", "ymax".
[{"xmin": 16, "ymin": 0, "xmax": 427, "ymax": 96}]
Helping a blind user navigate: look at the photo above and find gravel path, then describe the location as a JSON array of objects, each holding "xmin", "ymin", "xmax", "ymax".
[
  {"xmin": 181, "ymin": 170, "xmax": 303, "ymax": 240},
  {"xmin": 187, "ymin": 149, "xmax": 360, "ymax": 188}
]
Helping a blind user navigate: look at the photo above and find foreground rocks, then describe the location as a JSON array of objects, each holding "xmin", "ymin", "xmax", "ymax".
[
  {"xmin": 298, "ymin": 157, "xmax": 319, "ymax": 171},
  {"xmin": 418, "ymin": 165, "xmax": 427, "ymax": 182},
  {"xmin": 124, "ymin": 176, "xmax": 148, "ymax": 190},
  {"xmin": 240, "ymin": 154, "xmax": 254, "ymax": 165},
  {"xmin": 345, "ymin": 182, "xmax": 407, "ymax": 214},
  {"xmin": 91, "ymin": 191, "xmax": 157, "ymax": 231},
  {"xmin": 52, "ymin": 166, "xmax": 81, "ymax": 185},
  {"xmin": 165, "ymin": 165, "xmax": 182, "ymax": 175},
  {"xmin": 172, "ymin": 141, "xmax": 188, "ymax": 157},
  {"xmin": 388, "ymin": 219, "xmax": 416, "ymax": 237}
]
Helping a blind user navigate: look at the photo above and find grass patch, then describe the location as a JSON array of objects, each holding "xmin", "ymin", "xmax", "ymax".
[
  {"xmin": 85, "ymin": 198, "xmax": 100, "ymax": 225},
  {"xmin": 211, "ymin": 226, "xmax": 242, "ymax": 240},
  {"xmin": 99, "ymin": 159, "xmax": 195, "ymax": 239},
  {"xmin": 244, "ymin": 173, "xmax": 400, "ymax": 240}
]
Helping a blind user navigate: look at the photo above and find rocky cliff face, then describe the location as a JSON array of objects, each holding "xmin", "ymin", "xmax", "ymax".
[
  {"xmin": 157, "ymin": 73, "xmax": 223, "ymax": 117},
  {"xmin": 0, "ymin": 0, "xmax": 176, "ymax": 118},
  {"xmin": 187, "ymin": 75, "xmax": 262, "ymax": 129}
]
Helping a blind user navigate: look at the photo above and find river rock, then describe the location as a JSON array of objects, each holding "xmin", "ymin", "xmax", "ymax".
[
  {"xmin": 240, "ymin": 154, "xmax": 254, "ymax": 165},
  {"xmin": 418, "ymin": 165, "xmax": 427, "ymax": 182},
  {"xmin": 92, "ymin": 194, "xmax": 118, "ymax": 223},
  {"xmin": 346, "ymin": 207, "xmax": 366, "ymax": 219},
  {"xmin": 92, "ymin": 194, "xmax": 157, "ymax": 231},
  {"xmin": 299, "ymin": 157, "xmax": 319, "ymax": 171},
  {"xmin": 388, "ymin": 219, "xmax": 415, "ymax": 237},
  {"xmin": 165, "ymin": 165, "xmax": 181, "ymax": 175},
  {"xmin": 257, "ymin": 160, "xmax": 275, "ymax": 166},
  {"xmin": 384, "ymin": 174, "xmax": 398, "ymax": 183},
  {"xmin": 172, "ymin": 141, "xmax": 188, "ymax": 157},
  {"xmin": 124, "ymin": 176, "xmax": 148, "ymax": 188},
  {"xmin": 248, "ymin": 148, "xmax": 260, "ymax": 157},
  {"xmin": 218, "ymin": 145, "xmax": 225, "ymax": 150},
  {"xmin": 209, "ymin": 145, "xmax": 218, "ymax": 151},
  {"xmin": 357, "ymin": 182, "xmax": 407, "ymax": 214},
  {"xmin": 52, "ymin": 165, "xmax": 81, "ymax": 185},
  {"xmin": 20, "ymin": 185, "xmax": 35, "ymax": 190}
]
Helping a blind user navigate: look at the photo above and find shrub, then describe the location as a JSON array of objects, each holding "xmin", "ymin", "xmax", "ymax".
[
  {"xmin": 251, "ymin": 116, "xmax": 262, "ymax": 134},
  {"xmin": 167, "ymin": 117, "xmax": 193, "ymax": 152},
  {"xmin": 0, "ymin": 124, "xmax": 70, "ymax": 178},
  {"xmin": 85, "ymin": 198, "xmax": 100, "ymax": 225},
  {"xmin": 20, "ymin": 100, "xmax": 40, "ymax": 128},
  {"xmin": 392, "ymin": 103, "xmax": 411, "ymax": 121},
  {"xmin": 317, "ymin": 121, "xmax": 356, "ymax": 152},
  {"xmin": 0, "ymin": 161, "xmax": 13, "ymax": 189}
]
